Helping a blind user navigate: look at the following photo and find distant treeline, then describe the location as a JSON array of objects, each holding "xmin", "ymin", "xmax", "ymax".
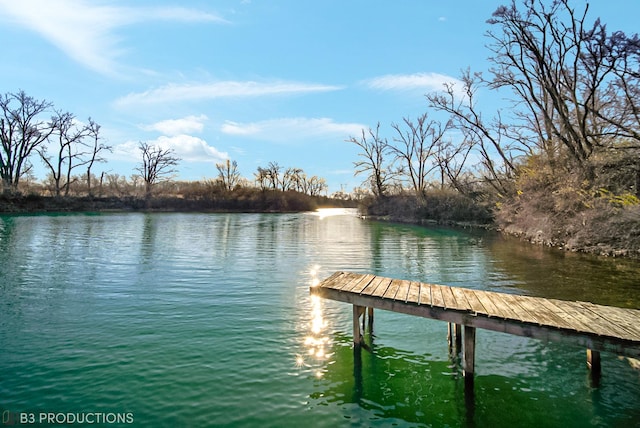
[{"xmin": 0, "ymin": 187, "xmax": 356, "ymax": 214}]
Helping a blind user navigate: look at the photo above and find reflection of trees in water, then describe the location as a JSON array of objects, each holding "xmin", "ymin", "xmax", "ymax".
[
  {"xmin": 484, "ymin": 233, "xmax": 640, "ymax": 307},
  {"xmin": 366, "ymin": 220, "xmax": 640, "ymax": 308},
  {"xmin": 367, "ymin": 222, "xmax": 488, "ymax": 285}
]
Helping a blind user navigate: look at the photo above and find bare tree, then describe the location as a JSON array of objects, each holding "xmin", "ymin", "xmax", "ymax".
[
  {"xmin": 265, "ymin": 161, "xmax": 281, "ymax": 190},
  {"xmin": 85, "ymin": 118, "xmax": 111, "ymax": 196},
  {"xmin": 216, "ymin": 159, "xmax": 241, "ymax": 191},
  {"xmin": 282, "ymin": 167, "xmax": 304, "ymax": 191},
  {"xmin": 39, "ymin": 111, "xmax": 91, "ymax": 196},
  {"xmin": 136, "ymin": 141, "xmax": 180, "ymax": 200},
  {"xmin": 434, "ymin": 137, "xmax": 474, "ymax": 193},
  {"xmin": 254, "ymin": 167, "xmax": 269, "ymax": 190},
  {"xmin": 486, "ymin": 0, "xmax": 640, "ymax": 171},
  {"xmin": 389, "ymin": 113, "xmax": 449, "ymax": 196},
  {"xmin": 428, "ymin": 71, "xmax": 519, "ymax": 196},
  {"xmin": 347, "ymin": 123, "xmax": 394, "ymax": 197},
  {"xmin": 306, "ymin": 176, "xmax": 327, "ymax": 196},
  {"xmin": 0, "ymin": 90, "xmax": 53, "ymax": 193}
]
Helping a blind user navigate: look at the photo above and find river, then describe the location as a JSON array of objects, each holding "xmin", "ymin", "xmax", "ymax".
[{"xmin": 1, "ymin": 210, "xmax": 639, "ymax": 427}]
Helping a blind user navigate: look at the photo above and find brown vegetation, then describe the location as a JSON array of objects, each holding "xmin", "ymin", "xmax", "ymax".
[{"xmin": 0, "ymin": 185, "xmax": 355, "ymax": 214}]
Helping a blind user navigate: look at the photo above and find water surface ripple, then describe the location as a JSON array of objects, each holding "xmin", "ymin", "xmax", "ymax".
[{"xmin": 1, "ymin": 211, "xmax": 639, "ymax": 427}]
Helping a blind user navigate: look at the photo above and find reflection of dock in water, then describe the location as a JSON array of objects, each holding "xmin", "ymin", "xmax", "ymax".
[{"xmin": 311, "ymin": 271, "xmax": 640, "ymax": 383}]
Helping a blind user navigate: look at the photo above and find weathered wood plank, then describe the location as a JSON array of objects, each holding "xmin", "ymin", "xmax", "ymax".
[
  {"xmin": 460, "ymin": 288, "xmax": 488, "ymax": 315},
  {"xmin": 372, "ymin": 278, "xmax": 393, "ymax": 298},
  {"xmin": 361, "ymin": 275, "xmax": 386, "ymax": 296},
  {"xmin": 451, "ymin": 287, "xmax": 473, "ymax": 312},
  {"xmin": 406, "ymin": 281, "xmax": 421, "ymax": 304},
  {"xmin": 541, "ymin": 299, "xmax": 605, "ymax": 335},
  {"xmin": 382, "ymin": 279, "xmax": 402, "ymax": 300},
  {"xmin": 430, "ymin": 284, "xmax": 445, "ymax": 308},
  {"xmin": 419, "ymin": 283, "xmax": 433, "ymax": 306},
  {"xmin": 436, "ymin": 284, "xmax": 457, "ymax": 310},
  {"xmin": 471, "ymin": 290, "xmax": 502, "ymax": 318},
  {"xmin": 350, "ymin": 274, "xmax": 376, "ymax": 293},
  {"xmin": 575, "ymin": 302, "xmax": 640, "ymax": 341},
  {"xmin": 579, "ymin": 302, "xmax": 640, "ymax": 340},
  {"xmin": 509, "ymin": 295, "xmax": 574, "ymax": 330},
  {"xmin": 498, "ymin": 293, "xmax": 542, "ymax": 325},
  {"xmin": 484, "ymin": 291, "xmax": 521, "ymax": 320},
  {"xmin": 334, "ymin": 272, "xmax": 369, "ymax": 291},
  {"xmin": 393, "ymin": 280, "xmax": 411, "ymax": 303},
  {"xmin": 317, "ymin": 271, "xmax": 344, "ymax": 288},
  {"xmin": 559, "ymin": 301, "xmax": 611, "ymax": 335}
]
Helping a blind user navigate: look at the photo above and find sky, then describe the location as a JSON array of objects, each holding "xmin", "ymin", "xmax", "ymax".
[{"xmin": 1, "ymin": 0, "xmax": 639, "ymax": 194}]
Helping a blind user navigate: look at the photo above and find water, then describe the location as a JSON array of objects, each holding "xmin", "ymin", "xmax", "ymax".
[{"xmin": 0, "ymin": 210, "xmax": 639, "ymax": 427}]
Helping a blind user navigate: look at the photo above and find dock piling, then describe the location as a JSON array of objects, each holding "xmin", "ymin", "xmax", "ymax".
[
  {"xmin": 463, "ymin": 326, "xmax": 476, "ymax": 378},
  {"xmin": 353, "ymin": 305, "xmax": 363, "ymax": 347}
]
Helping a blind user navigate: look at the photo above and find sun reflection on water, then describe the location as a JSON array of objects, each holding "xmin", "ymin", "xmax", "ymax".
[
  {"xmin": 309, "ymin": 208, "xmax": 358, "ymax": 220},
  {"xmin": 295, "ymin": 266, "xmax": 332, "ymax": 377}
]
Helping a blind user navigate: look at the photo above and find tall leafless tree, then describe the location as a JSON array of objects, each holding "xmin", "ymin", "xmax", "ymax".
[
  {"xmin": 486, "ymin": 0, "xmax": 640, "ymax": 173},
  {"xmin": 39, "ymin": 111, "xmax": 91, "ymax": 196},
  {"xmin": 265, "ymin": 161, "xmax": 281, "ymax": 190},
  {"xmin": 85, "ymin": 118, "xmax": 111, "ymax": 197},
  {"xmin": 428, "ymin": 71, "xmax": 519, "ymax": 196},
  {"xmin": 306, "ymin": 176, "xmax": 327, "ymax": 196},
  {"xmin": 254, "ymin": 167, "xmax": 269, "ymax": 190},
  {"xmin": 389, "ymin": 113, "xmax": 449, "ymax": 196},
  {"xmin": 0, "ymin": 90, "xmax": 53, "ymax": 193},
  {"xmin": 347, "ymin": 123, "xmax": 394, "ymax": 197},
  {"xmin": 216, "ymin": 159, "xmax": 241, "ymax": 191},
  {"xmin": 136, "ymin": 142, "xmax": 180, "ymax": 200}
]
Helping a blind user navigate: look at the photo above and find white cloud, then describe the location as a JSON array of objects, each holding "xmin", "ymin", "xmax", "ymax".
[
  {"xmin": 221, "ymin": 117, "xmax": 366, "ymax": 142},
  {"xmin": 115, "ymin": 81, "xmax": 343, "ymax": 106},
  {"xmin": 0, "ymin": 0, "xmax": 226, "ymax": 76},
  {"xmin": 141, "ymin": 115, "xmax": 208, "ymax": 136},
  {"xmin": 113, "ymin": 135, "xmax": 227, "ymax": 164},
  {"xmin": 364, "ymin": 72, "xmax": 462, "ymax": 92}
]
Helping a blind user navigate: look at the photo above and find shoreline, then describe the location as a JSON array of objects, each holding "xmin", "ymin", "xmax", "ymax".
[
  {"xmin": 0, "ymin": 194, "xmax": 355, "ymax": 215},
  {"xmin": 362, "ymin": 213, "xmax": 640, "ymax": 260}
]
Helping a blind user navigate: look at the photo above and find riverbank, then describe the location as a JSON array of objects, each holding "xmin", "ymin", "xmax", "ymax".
[
  {"xmin": 0, "ymin": 192, "xmax": 355, "ymax": 214},
  {"xmin": 360, "ymin": 192, "xmax": 640, "ymax": 259}
]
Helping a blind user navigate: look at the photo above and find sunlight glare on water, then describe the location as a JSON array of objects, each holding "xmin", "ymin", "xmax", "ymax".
[{"xmin": 310, "ymin": 207, "xmax": 358, "ymax": 219}]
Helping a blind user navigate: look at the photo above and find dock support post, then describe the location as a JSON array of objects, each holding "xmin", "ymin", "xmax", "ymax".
[
  {"xmin": 463, "ymin": 326, "xmax": 476, "ymax": 379},
  {"xmin": 353, "ymin": 305, "xmax": 364, "ymax": 347},
  {"xmin": 367, "ymin": 307, "xmax": 374, "ymax": 333},
  {"xmin": 587, "ymin": 349, "xmax": 601, "ymax": 373},
  {"xmin": 455, "ymin": 324, "xmax": 462, "ymax": 353},
  {"xmin": 587, "ymin": 349, "xmax": 601, "ymax": 387},
  {"xmin": 448, "ymin": 323, "xmax": 463, "ymax": 355}
]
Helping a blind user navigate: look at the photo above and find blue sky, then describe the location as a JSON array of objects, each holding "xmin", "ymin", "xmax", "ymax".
[{"xmin": 1, "ymin": 0, "xmax": 638, "ymax": 194}]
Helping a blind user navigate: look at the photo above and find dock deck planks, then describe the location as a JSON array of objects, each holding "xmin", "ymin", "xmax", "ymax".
[{"xmin": 311, "ymin": 271, "xmax": 640, "ymax": 360}]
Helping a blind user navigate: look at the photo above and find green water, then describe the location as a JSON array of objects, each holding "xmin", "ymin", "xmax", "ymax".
[{"xmin": 0, "ymin": 210, "xmax": 639, "ymax": 427}]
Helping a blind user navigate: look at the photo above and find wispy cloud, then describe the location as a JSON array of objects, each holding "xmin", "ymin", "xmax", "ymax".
[
  {"xmin": 221, "ymin": 117, "xmax": 366, "ymax": 142},
  {"xmin": 115, "ymin": 81, "xmax": 343, "ymax": 106},
  {"xmin": 141, "ymin": 115, "xmax": 208, "ymax": 136},
  {"xmin": 113, "ymin": 135, "xmax": 227, "ymax": 164},
  {"xmin": 0, "ymin": 0, "xmax": 226, "ymax": 76},
  {"xmin": 364, "ymin": 72, "xmax": 461, "ymax": 92}
]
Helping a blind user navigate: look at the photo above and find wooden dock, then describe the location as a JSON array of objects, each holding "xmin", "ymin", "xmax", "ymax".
[{"xmin": 310, "ymin": 271, "xmax": 640, "ymax": 380}]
